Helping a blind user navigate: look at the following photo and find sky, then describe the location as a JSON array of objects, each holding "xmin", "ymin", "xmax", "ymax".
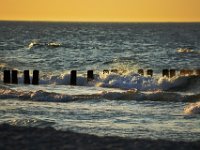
[{"xmin": 0, "ymin": 0, "xmax": 200, "ymax": 22}]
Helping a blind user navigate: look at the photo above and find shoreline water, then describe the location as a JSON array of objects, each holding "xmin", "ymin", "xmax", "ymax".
[{"xmin": 0, "ymin": 124, "xmax": 200, "ymax": 150}]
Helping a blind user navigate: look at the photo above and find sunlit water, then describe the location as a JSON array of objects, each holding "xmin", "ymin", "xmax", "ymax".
[{"xmin": 0, "ymin": 22, "xmax": 200, "ymax": 141}]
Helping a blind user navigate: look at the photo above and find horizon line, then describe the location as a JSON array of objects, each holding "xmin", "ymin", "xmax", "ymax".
[{"xmin": 0, "ymin": 19, "xmax": 200, "ymax": 23}]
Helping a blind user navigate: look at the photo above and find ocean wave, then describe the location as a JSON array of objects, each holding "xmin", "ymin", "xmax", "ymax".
[
  {"xmin": 1, "ymin": 71, "xmax": 200, "ymax": 92},
  {"xmin": 6, "ymin": 118, "xmax": 56, "ymax": 128},
  {"xmin": 176, "ymin": 48, "xmax": 199, "ymax": 54},
  {"xmin": 39, "ymin": 72, "xmax": 200, "ymax": 92},
  {"xmin": 28, "ymin": 41, "xmax": 62, "ymax": 49},
  {"xmin": 0, "ymin": 88, "xmax": 200, "ymax": 102},
  {"xmin": 177, "ymin": 48, "xmax": 193, "ymax": 53},
  {"xmin": 157, "ymin": 75, "xmax": 200, "ymax": 92},
  {"xmin": 0, "ymin": 89, "xmax": 73, "ymax": 102},
  {"xmin": 184, "ymin": 102, "xmax": 200, "ymax": 115}
]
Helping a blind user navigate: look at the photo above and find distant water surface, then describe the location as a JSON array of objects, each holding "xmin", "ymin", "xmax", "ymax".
[{"xmin": 0, "ymin": 22, "xmax": 200, "ymax": 72}]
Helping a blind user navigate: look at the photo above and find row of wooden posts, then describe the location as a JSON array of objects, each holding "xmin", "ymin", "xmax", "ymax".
[
  {"xmin": 3, "ymin": 70, "xmax": 94, "ymax": 85},
  {"xmin": 104, "ymin": 69, "xmax": 200, "ymax": 77},
  {"xmin": 3, "ymin": 70, "xmax": 39, "ymax": 85},
  {"xmin": 2, "ymin": 69, "xmax": 200, "ymax": 85}
]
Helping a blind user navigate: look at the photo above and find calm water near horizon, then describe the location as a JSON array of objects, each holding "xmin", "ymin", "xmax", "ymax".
[{"xmin": 0, "ymin": 21, "xmax": 200, "ymax": 141}]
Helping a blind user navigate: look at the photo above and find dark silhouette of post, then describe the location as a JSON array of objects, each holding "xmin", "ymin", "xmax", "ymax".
[
  {"xmin": 180, "ymin": 69, "xmax": 186, "ymax": 76},
  {"xmin": 70, "ymin": 70, "xmax": 77, "ymax": 85},
  {"xmin": 138, "ymin": 69, "xmax": 144, "ymax": 76},
  {"xmin": 103, "ymin": 70, "xmax": 109, "ymax": 74},
  {"xmin": 111, "ymin": 69, "xmax": 118, "ymax": 73},
  {"xmin": 12, "ymin": 70, "xmax": 18, "ymax": 84},
  {"xmin": 3, "ymin": 70, "xmax": 10, "ymax": 84},
  {"xmin": 147, "ymin": 69, "xmax": 153, "ymax": 77},
  {"xmin": 169, "ymin": 69, "xmax": 176, "ymax": 78},
  {"xmin": 185, "ymin": 70, "xmax": 193, "ymax": 76},
  {"xmin": 32, "ymin": 70, "xmax": 39, "ymax": 85},
  {"xmin": 24, "ymin": 70, "xmax": 30, "ymax": 84},
  {"xmin": 196, "ymin": 69, "xmax": 200, "ymax": 76},
  {"xmin": 162, "ymin": 69, "xmax": 169, "ymax": 78},
  {"xmin": 87, "ymin": 70, "xmax": 94, "ymax": 82},
  {"xmin": 181, "ymin": 69, "xmax": 193, "ymax": 76}
]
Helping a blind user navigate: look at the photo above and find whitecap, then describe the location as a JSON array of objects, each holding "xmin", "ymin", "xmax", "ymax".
[{"xmin": 184, "ymin": 102, "xmax": 200, "ymax": 115}]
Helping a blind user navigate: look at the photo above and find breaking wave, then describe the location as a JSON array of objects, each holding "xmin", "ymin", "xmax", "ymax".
[
  {"xmin": 0, "ymin": 87, "xmax": 200, "ymax": 103},
  {"xmin": 176, "ymin": 48, "xmax": 200, "ymax": 54},
  {"xmin": 1, "ymin": 71, "xmax": 200, "ymax": 92},
  {"xmin": 184, "ymin": 102, "xmax": 200, "ymax": 115},
  {"xmin": 28, "ymin": 41, "xmax": 62, "ymax": 49},
  {"xmin": 177, "ymin": 48, "xmax": 194, "ymax": 53}
]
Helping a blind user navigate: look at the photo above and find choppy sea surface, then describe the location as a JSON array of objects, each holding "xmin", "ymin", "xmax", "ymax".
[{"xmin": 0, "ymin": 22, "xmax": 200, "ymax": 141}]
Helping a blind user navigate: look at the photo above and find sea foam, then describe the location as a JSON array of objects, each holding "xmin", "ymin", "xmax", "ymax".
[
  {"xmin": 1, "ymin": 71, "xmax": 200, "ymax": 92},
  {"xmin": 184, "ymin": 102, "xmax": 200, "ymax": 115}
]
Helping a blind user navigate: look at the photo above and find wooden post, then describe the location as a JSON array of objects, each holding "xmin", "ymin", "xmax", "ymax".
[
  {"xmin": 32, "ymin": 70, "xmax": 39, "ymax": 85},
  {"xmin": 162, "ymin": 69, "xmax": 169, "ymax": 78},
  {"xmin": 169, "ymin": 69, "xmax": 176, "ymax": 78},
  {"xmin": 195, "ymin": 69, "xmax": 200, "ymax": 76},
  {"xmin": 87, "ymin": 70, "xmax": 94, "ymax": 82},
  {"xmin": 180, "ymin": 69, "xmax": 186, "ymax": 76},
  {"xmin": 70, "ymin": 70, "xmax": 77, "ymax": 85},
  {"xmin": 3, "ymin": 70, "xmax": 10, "ymax": 84},
  {"xmin": 181, "ymin": 69, "xmax": 193, "ymax": 76},
  {"xmin": 185, "ymin": 70, "xmax": 193, "ymax": 76},
  {"xmin": 24, "ymin": 70, "xmax": 30, "ymax": 84},
  {"xmin": 147, "ymin": 69, "xmax": 153, "ymax": 77},
  {"xmin": 138, "ymin": 69, "xmax": 144, "ymax": 76},
  {"xmin": 111, "ymin": 69, "xmax": 118, "ymax": 73},
  {"xmin": 12, "ymin": 70, "xmax": 18, "ymax": 84}
]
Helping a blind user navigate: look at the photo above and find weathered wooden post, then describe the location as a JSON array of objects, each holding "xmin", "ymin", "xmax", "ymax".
[
  {"xmin": 70, "ymin": 70, "xmax": 77, "ymax": 85},
  {"xmin": 180, "ymin": 69, "xmax": 186, "ymax": 76},
  {"xmin": 169, "ymin": 69, "xmax": 176, "ymax": 78},
  {"xmin": 3, "ymin": 70, "xmax": 10, "ymax": 84},
  {"xmin": 195, "ymin": 69, "xmax": 200, "ymax": 76},
  {"xmin": 181, "ymin": 70, "xmax": 193, "ymax": 76},
  {"xmin": 24, "ymin": 70, "xmax": 30, "ymax": 84},
  {"xmin": 12, "ymin": 70, "xmax": 18, "ymax": 84},
  {"xmin": 162, "ymin": 69, "xmax": 169, "ymax": 78},
  {"xmin": 87, "ymin": 70, "xmax": 94, "ymax": 82},
  {"xmin": 185, "ymin": 70, "xmax": 193, "ymax": 76},
  {"xmin": 138, "ymin": 69, "xmax": 144, "ymax": 76},
  {"xmin": 32, "ymin": 70, "xmax": 39, "ymax": 85},
  {"xmin": 103, "ymin": 70, "xmax": 109, "ymax": 74},
  {"xmin": 147, "ymin": 69, "xmax": 153, "ymax": 77}
]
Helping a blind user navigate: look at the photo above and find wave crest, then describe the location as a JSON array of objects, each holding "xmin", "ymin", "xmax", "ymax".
[
  {"xmin": 184, "ymin": 102, "xmax": 200, "ymax": 115},
  {"xmin": 1, "ymin": 88, "xmax": 200, "ymax": 102},
  {"xmin": 1, "ymin": 71, "xmax": 200, "ymax": 92}
]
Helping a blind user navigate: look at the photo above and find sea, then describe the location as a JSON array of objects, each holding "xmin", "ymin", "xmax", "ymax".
[{"xmin": 0, "ymin": 21, "xmax": 200, "ymax": 141}]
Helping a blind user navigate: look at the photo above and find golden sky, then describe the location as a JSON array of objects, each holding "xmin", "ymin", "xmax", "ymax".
[{"xmin": 0, "ymin": 0, "xmax": 200, "ymax": 22}]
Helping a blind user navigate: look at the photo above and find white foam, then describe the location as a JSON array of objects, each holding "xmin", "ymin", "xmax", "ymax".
[
  {"xmin": 95, "ymin": 72, "xmax": 158, "ymax": 91},
  {"xmin": 28, "ymin": 40, "xmax": 62, "ymax": 49},
  {"xmin": 177, "ymin": 48, "xmax": 194, "ymax": 53},
  {"xmin": 158, "ymin": 76, "xmax": 200, "ymax": 92},
  {"xmin": 184, "ymin": 102, "xmax": 200, "ymax": 115},
  {"xmin": 1, "ymin": 71, "xmax": 200, "ymax": 92},
  {"xmin": 40, "ymin": 73, "xmax": 88, "ymax": 85}
]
